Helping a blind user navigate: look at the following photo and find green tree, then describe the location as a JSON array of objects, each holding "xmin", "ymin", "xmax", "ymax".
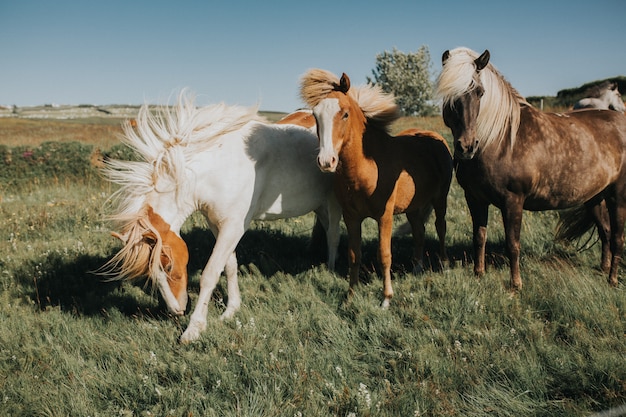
[{"xmin": 367, "ymin": 46, "xmax": 436, "ymax": 116}]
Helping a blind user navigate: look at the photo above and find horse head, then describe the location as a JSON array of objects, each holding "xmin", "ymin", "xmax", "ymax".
[
  {"xmin": 310, "ymin": 72, "xmax": 360, "ymax": 172},
  {"xmin": 606, "ymin": 83, "xmax": 626, "ymax": 112},
  {"xmin": 440, "ymin": 49, "xmax": 490, "ymax": 159},
  {"xmin": 109, "ymin": 204, "xmax": 189, "ymax": 316}
]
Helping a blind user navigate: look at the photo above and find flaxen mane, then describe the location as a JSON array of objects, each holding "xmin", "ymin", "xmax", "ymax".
[
  {"xmin": 436, "ymin": 47, "xmax": 528, "ymax": 150},
  {"xmin": 101, "ymin": 91, "xmax": 260, "ymax": 281},
  {"xmin": 300, "ymin": 69, "xmax": 401, "ymax": 129}
]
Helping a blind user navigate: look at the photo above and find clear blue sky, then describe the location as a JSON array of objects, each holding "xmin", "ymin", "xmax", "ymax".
[{"xmin": 1, "ymin": 0, "xmax": 624, "ymax": 111}]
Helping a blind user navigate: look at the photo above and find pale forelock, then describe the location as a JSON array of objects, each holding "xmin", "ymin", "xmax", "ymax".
[
  {"xmin": 300, "ymin": 69, "xmax": 400, "ymax": 127},
  {"xmin": 98, "ymin": 211, "xmax": 163, "ymax": 283},
  {"xmin": 437, "ymin": 47, "xmax": 527, "ymax": 150},
  {"xmin": 300, "ymin": 69, "xmax": 341, "ymax": 108}
]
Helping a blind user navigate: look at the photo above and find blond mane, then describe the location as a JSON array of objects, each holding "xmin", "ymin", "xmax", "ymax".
[
  {"xmin": 300, "ymin": 69, "xmax": 401, "ymax": 128},
  {"xmin": 102, "ymin": 91, "xmax": 260, "ymax": 280},
  {"xmin": 99, "ymin": 209, "xmax": 163, "ymax": 281},
  {"xmin": 436, "ymin": 47, "xmax": 528, "ymax": 150}
]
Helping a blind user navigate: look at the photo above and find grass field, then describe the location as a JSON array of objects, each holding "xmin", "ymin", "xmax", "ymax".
[{"xmin": 0, "ymin": 111, "xmax": 624, "ymax": 416}]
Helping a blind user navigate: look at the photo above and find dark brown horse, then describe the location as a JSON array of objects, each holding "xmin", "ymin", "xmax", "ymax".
[
  {"xmin": 438, "ymin": 47, "xmax": 626, "ymax": 289},
  {"xmin": 300, "ymin": 69, "xmax": 453, "ymax": 307}
]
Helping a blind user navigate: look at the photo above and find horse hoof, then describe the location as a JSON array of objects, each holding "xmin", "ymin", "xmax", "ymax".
[
  {"xmin": 179, "ymin": 320, "xmax": 206, "ymax": 344},
  {"xmin": 220, "ymin": 307, "xmax": 238, "ymax": 321},
  {"xmin": 179, "ymin": 330, "xmax": 199, "ymax": 344},
  {"xmin": 381, "ymin": 298, "xmax": 391, "ymax": 309}
]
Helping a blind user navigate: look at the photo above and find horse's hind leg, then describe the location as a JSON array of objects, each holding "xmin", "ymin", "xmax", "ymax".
[
  {"xmin": 325, "ymin": 195, "xmax": 342, "ymax": 271},
  {"xmin": 221, "ymin": 250, "xmax": 241, "ymax": 320},
  {"xmin": 313, "ymin": 194, "xmax": 342, "ymax": 271},
  {"xmin": 406, "ymin": 210, "xmax": 427, "ymax": 274},
  {"xmin": 377, "ymin": 211, "xmax": 395, "ymax": 308},
  {"xmin": 606, "ymin": 187, "xmax": 626, "ymax": 287},
  {"xmin": 433, "ymin": 198, "xmax": 449, "ymax": 270},
  {"xmin": 589, "ymin": 200, "xmax": 611, "ymax": 273}
]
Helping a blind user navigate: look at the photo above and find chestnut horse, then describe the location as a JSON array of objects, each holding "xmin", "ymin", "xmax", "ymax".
[
  {"xmin": 300, "ymin": 69, "xmax": 453, "ymax": 307},
  {"xmin": 438, "ymin": 47, "xmax": 626, "ymax": 290},
  {"xmin": 101, "ymin": 91, "xmax": 341, "ymax": 343},
  {"xmin": 276, "ymin": 109, "xmax": 316, "ymax": 131}
]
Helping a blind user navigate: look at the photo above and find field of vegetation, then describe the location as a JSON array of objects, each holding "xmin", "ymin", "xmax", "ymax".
[{"xmin": 0, "ymin": 110, "xmax": 624, "ymax": 417}]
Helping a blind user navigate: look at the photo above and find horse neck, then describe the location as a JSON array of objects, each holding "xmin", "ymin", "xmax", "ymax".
[{"xmin": 337, "ymin": 115, "xmax": 381, "ymax": 180}]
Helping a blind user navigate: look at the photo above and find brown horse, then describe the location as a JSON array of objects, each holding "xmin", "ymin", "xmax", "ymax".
[
  {"xmin": 300, "ymin": 69, "xmax": 453, "ymax": 307},
  {"xmin": 276, "ymin": 109, "xmax": 316, "ymax": 130},
  {"xmin": 438, "ymin": 47, "xmax": 626, "ymax": 290}
]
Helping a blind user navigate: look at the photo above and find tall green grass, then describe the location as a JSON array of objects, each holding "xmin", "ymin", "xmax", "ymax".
[{"xmin": 0, "ymin": 121, "xmax": 624, "ymax": 416}]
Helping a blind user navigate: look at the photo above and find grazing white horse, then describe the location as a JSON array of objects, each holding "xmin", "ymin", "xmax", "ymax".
[
  {"xmin": 573, "ymin": 81, "xmax": 625, "ymax": 112},
  {"xmin": 102, "ymin": 91, "xmax": 342, "ymax": 343}
]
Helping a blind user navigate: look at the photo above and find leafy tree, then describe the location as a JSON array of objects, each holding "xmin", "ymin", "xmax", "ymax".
[{"xmin": 367, "ymin": 45, "xmax": 437, "ymax": 116}]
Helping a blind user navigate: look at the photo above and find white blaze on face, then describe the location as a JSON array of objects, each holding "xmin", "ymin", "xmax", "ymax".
[{"xmin": 313, "ymin": 98, "xmax": 340, "ymax": 172}]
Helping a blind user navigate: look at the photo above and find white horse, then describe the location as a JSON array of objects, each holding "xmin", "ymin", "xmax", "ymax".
[
  {"xmin": 573, "ymin": 81, "xmax": 625, "ymax": 111},
  {"xmin": 102, "ymin": 91, "xmax": 342, "ymax": 343}
]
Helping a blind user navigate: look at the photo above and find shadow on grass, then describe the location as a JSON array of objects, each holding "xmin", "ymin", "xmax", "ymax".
[
  {"xmin": 17, "ymin": 226, "xmax": 331, "ymax": 318},
  {"xmin": 18, "ymin": 224, "xmax": 522, "ymax": 319}
]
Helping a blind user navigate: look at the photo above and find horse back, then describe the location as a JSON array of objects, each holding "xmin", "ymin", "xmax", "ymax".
[{"xmin": 478, "ymin": 107, "xmax": 626, "ymax": 210}]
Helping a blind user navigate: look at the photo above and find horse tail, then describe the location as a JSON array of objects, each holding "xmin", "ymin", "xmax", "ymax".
[
  {"xmin": 555, "ymin": 205, "xmax": 596, "ymax": 244},
  {"xmin": 308, "ymin": 215, "xmax": 328, "ymax": 264}
]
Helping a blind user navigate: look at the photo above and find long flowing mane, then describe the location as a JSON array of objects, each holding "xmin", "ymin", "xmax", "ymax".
[
  {"xmin": 300, "ymin": 69, "xmax": 401, "ymax": 128},
  {"xmin": 105, "ymin": 91, "xmax": 260, "ymax": 222},
  {"xmin": 436, "ymin": 47, "xmax": 528, "ymax": 150},
  {"xmin": 102, "ymin": 91, "xmax": 260, "ymax": 280}
]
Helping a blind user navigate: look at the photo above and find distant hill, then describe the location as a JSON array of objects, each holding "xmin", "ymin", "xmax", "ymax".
[{"xmin": 527, "ymin": 76, "xmax": 626, "ymax": 110}]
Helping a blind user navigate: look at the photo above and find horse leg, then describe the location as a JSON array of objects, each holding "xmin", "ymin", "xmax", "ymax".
[
  {"xmin": 589, "ymin": 200, "xmax": 612, "ymax": 273},
  {"xmin": 377, "ymin": 211, "xmax": 395, "ymax": 308},
  {"xmin": 344, "ymin": 215, "xmax": 363, "ymax": 296},
  {"xmin": 501, "ymin": 195, "xmax": 525, "ymax": 291},
  {"xmin": 180, "ymin": 223, "xmax": 245, "ymax": 343},
  {"xmin": 433, "ymin": 198, "xmax": 449, "ymax": 270},
  {"xmin": 313, "ymin": 194, "xmax": 342, "ymax": 271},
  {"xmin": 325, "ymin": 194, "xmax": 343, "ymax": 271},
  {"xmin": 221, "ymin": 250, "xmax": 241, "ymax": 320},
  {"xmin": 466, "ymin": 194, "xmax": 489, "ymax": 276},
  {"xmin": 405, "ymin": 210, "xmax": 426, "ymax": 274},
  {"xmin": 606, "ymin": 189, "xmax": 626, "ymax": 287}
]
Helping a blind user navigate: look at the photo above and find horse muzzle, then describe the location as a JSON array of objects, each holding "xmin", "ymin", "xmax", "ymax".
[
  {"xmin": 317, "ymin": 155, "xmax": 338, "ymax": 173},
  {"xmin": 454, "ymin": 140, "xmax": 479, "ymax": 160}
]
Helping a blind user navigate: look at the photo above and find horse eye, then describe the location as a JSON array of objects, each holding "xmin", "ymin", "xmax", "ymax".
[{"xmin": 342, "ymin": 112, "xmax": 349, "ymax": 120}]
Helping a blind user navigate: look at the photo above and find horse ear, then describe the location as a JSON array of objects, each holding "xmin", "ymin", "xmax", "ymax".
[
  {"xmin": 475, "ymin": 50, "xmax": 490, "ymax": 72},
  {"xmin": 338, "ymin": 73, "xmax": 351, "ymax": 93},
  {"xmin": 442, "ymin": 50, "xmax": 450, "ymax": 64}
]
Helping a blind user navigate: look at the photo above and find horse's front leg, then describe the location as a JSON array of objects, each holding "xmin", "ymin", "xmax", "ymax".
[
  {"xmin": 377, "ymin": 211, "xmax": 395, "ymax": 308},
  {"xmin": 180, "ymin": 224, "xmax": 245, "ymax": 343},
  {"xmin": 466, "ymin": 193, "xmax": 489, "ymax": 276},
  {"xmin": 502, "ymin": 195, "xmax": 524, "ymax": 290}
]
